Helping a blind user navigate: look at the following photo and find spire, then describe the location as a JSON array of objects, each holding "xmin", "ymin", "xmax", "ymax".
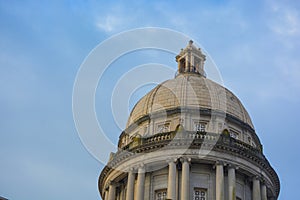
[{"xmin": 175, "ymin": 40, "xmax": 206, "ymax": 76}]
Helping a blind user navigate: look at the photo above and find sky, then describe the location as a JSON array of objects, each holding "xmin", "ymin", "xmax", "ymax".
[{"xmin": 1, "ymin": 0, "xmax": 300, "ymax": 199}]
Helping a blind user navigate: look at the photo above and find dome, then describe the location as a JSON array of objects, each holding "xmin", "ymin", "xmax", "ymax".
[
  {"xmin": 126, "ymin": 73, "xmax": 254, "ymax": 129},
  {"xmin": 99, "ymin": 41, "xmax": 280, "ymax": 200}
]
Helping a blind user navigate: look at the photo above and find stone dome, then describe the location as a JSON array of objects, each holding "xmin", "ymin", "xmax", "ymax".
[{"xmin": 127, "ymin": 73, "xmax": 254, "ymax": 130}]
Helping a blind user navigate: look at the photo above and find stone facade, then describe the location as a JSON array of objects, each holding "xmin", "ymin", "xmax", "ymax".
[{"xmin": 98, "ymin": 41, "xmax": 280, "ymax": 200}]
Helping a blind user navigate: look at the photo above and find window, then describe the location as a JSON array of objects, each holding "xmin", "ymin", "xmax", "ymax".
[
  {"xmin": 155, "ymin": 189, "xmax": 167, "ymax": 200},
  {"xmin": 144, "ymin": 125, "xmax": 149, "ymax": 135},
  {"xmin": 194, "ymin": 57, "xmax": 201, "ymax": 73},
  {"xmin": 157, "ymin": 123, "xmax": 170, "ymax": 133},
  {"xmin": 194, "ymin": 188, "xmax": 207, "ymax": 200},
  {"xmin": 230, "ymin": 132, "xmax": 239, "ymax": 139},
  {"xmin": 247, "ymin": 136, "xmax": 252, "ymax": 144},
  {"xmin": 229, "ymin": 129, "xmax": 240, "ymax": 139},
  {"xmin": 194, "ymin": 122, "xmax": 206, "ymax": 132}
]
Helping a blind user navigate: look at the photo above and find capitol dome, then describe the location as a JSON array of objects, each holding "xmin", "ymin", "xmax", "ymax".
[
  {"xmin": 98, "ymin": 41, "xmax": 280, "ymax": 200},
  {"xmin": 126, "ymin": 73, "xmax": 254, "ymax": 130}
]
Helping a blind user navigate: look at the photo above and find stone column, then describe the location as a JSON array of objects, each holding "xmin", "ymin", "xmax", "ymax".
[
  {"xmin": 136, "ymin": 165, "xmax": 145, "ymax": 200},
  {"xmin": 252, "ymin": 176, "xmax": 261, "ymax": 200},
  {"xmin": 149, "ymin": 120, "xmax": 154, "ymax": 135},
  {"xmin": 104, "ymin": 190, "xmax": 109, "ymax": 200},
  {"xmin": 167, "ymin": 159, "xmax": 177, "ymax": 200},
  {"xmin": 126, "ymin": 169, "xmax": 135, "ymax": 200},
  {"xmin": 181, "ymin": 157, "xmax": 190, "ymax": 200},
  {"xmin": 216, "ymin": 162, "xmax": 224, "ymax": 200},
  {"xmin": 185, "ymin": 54, "xmax": 189, "ymax": 72},
  {"xmin": 108, "ymin": 183, "xmax": 116, "ymax": 200},
  {"xmin": 228, "ymin": 165, "xmax": 236, "ymax": 200},
  {"xmin": 261, "ymin": 183, "xmax": 267, "ymax": 200}
]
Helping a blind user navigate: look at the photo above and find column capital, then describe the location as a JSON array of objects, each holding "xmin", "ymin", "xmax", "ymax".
[
  {"xmin": 138, "ymin": 162, "xmax": 145, "ymax": 168},
  {"xmin": 128, "ymin": 167, "xmax": 135, "ymax": 172},
  {"xmin": 108, "ymin": 180, "xmax": 117, "ymax": 186},
  {"xmin": 260, "ymin": 176, "xmax": 267, "ymax": 184},
  {"xmin": 227, "ymin": 163, "xmax": 239, "ymax": 170},
  {"xmin": 252, "ymin": 175, "xmax": 262, "ymax": 181},
  {"xmin": 180, "ymin": 157, "xmax": 191, "ymax": 163},
  {"xmin": 125, "ymin": 167, "xmax": 135, "ymax": 173},
  {"xmin": 137, "ymin": 163, "xmax": 145, "ymax": 173},
  {"xmin": 215, "ymin": 160, "xmax": 226, "ymax": 166}
]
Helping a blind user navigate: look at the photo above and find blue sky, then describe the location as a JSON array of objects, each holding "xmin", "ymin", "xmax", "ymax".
[{"xmin": 1, "ymin": 0, "xmax": 300, "ymax": 199}]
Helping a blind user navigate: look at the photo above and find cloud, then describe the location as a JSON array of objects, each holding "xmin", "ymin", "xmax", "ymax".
[
  {"xmin": 96, "ymin": 14, "xmax": 125, "ymax": 33},
  {"xmin": 270, "ymin": 11, "xmax": 300, "ymax": 36},
  {"xmin": 267, "ymin": 1, "xmax": 300, "ymax": 37},
  {"xmin": 94, "ymin": 4, "xmax": 139, "ymax": 33}
]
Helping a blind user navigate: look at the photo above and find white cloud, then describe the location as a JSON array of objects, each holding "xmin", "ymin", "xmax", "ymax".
[
  {"xmin": 267, "ymin": 1, "xmax": 300, "ymax": 37},
  {"xmin": 94, "ymin": 4, "xmax": 138, "ymax": 33},
  {"xmin": 96, "ymin": 14, "xmax": 124, "ymax": 33},
  {"xmin": 271, "ymin": 11, "xmax": 300, "ymax": 36}
]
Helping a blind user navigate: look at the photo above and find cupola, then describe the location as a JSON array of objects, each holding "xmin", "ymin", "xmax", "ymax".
[{"xmin": 175, "ymin": 40, "xmax": 206, "ymax": 76}]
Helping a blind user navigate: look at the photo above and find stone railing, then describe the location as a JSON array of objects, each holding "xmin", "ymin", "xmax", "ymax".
[
  {"xmin": 120, "ymin": 130, "xmax": 258, "ymax": 152},
  {"xmin": 115, "ymin": 131, "xmax": 263, "ymax": 162}
]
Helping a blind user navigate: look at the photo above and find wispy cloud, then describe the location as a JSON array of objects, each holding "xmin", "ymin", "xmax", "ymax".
[
  {"xmin": 267, "ymin": 1, "xmax": 300, "ymax": 37},
  {"xmin": 270, "ymin": 10, "xmax": 300, "ymax": 36},
  {"xmin": 96, "ymin": 14, "xmax": 125, "ymax": 33},
  {"xmin": 94, "ymin": 4, "xmax": 138, "ymax": 33}
]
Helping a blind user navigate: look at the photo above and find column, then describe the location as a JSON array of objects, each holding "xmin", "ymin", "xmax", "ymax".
[
  {"xmin": 136, "ymin": 165, "xmax": 145, "ymax": 200},
  {"xmin": 228, "ymin": 165, "xmax": 236, "ymax": 200},
  {"xmin": 181, "ymin": 158, "xmax": 190, "ymax": 200},
  {"xmin": 261, "ymin": 183, "xmax": 267, "ymax": 200},
  {"xmin": 126, "ymin": 169, "xmax": 135, "ymax": 200},
  {"xmin": 167, "ymin": 160, "xmax": 177, "ymax": 200},
  {"xmin": 105, "ymin": 190, "xmax": 109, "ymax": 200},
  {"xmin": 149, "ymin": 120, "xmax": 154, "ymax": 135},
  {"xmin": 216, "ymin": 162, "xmax": 224, "ymax": 200},
  {"xmin": 252, "ymin": 176, "xmax": 261, "ymax": 200},
  {"xmin": 108, "ymin": 183, "xmax": 116, "ymax": 200},
  {"xmin": 190, "ymin": 54, "xmax": 195, "ymax": 72}
]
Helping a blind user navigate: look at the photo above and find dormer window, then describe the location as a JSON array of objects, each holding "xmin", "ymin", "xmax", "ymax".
[
  {"xmin": 157, "ymin": 123, "xmax": 170, "ymax": 133},
  {"xmin": 230, "ymin": 132, "xmax": 239, "ymax": 139},
  {"xmin": 229, "ymin": 129, "xmax": 240, "ymax": 139},
  {"xmin": 194, "ymin": 121, "xmax": 206, "ymax": 132}
]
